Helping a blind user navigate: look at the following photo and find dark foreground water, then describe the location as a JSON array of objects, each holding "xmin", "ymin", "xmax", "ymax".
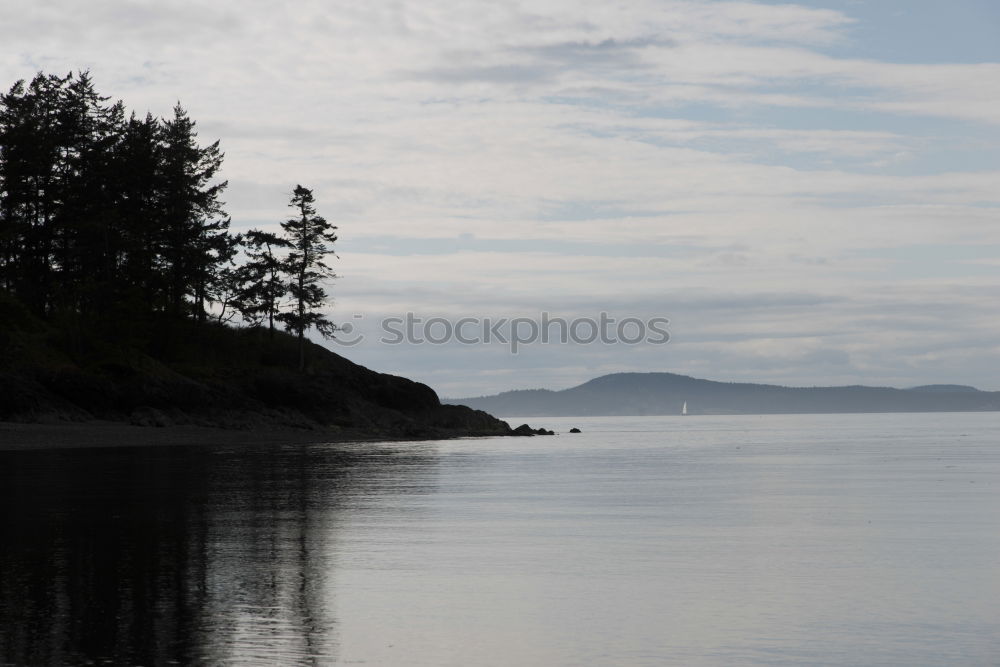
[{"xmin": 1, "ymin": 413, "xmax": 999, "ymax": 666}]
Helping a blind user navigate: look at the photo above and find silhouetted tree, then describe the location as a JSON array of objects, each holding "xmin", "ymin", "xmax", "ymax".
[
  {"xmin": 1, "ymin": 73, "xmax": 238, "ymax": 329},
  {"xmin": 204, "ymin": 230, "xmax": 244, "ymax": 324},
  {"xmin": 0, "ymin": 72, "xmax": 127, "ymax": 320},
  {"xmin": 56, "ymin": 73, "xmax": 127, "ymax": 318},
  {"xmin": 113, "ymin": 112, "xmax": 167, "ymax": 312},
  {"xmin": 0, "ymin": 73, "xmax": 68, "ymax": 314},
  {"xmin": 211, "ymin": 264, "xmax": 245, "ymax": 324},
  {"xmin": 276, "ymin": 186, "xmax": 338, "ymax": 370},
  {"xmin": 0, "ymin": 72, "xmax": 340, "ymax": 357},
  {"xmin": 158, "ymin": 103, "xmax": 232, "ymax": 321},
  {"xmin": 238, "ymin": 229, "xmax": 292, "ymax": 336}
]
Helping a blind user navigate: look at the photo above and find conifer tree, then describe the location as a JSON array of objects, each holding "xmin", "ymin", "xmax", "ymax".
[
  {"xmin": 0, "ymin": 73, "xmax": 67, "ymax": 314},
  {"xmin": 114, "ymin": 112, "xmax": 166, "ymax": 311},
  {"xmin": 158, "ymin": 103, "xmax": 231, "ymax": 321},
  {"xmin": 0, "ymin": 72, "xmax": 262, "ymax": 344},
  {"xmin": 238, "ymin": 229, "xmax": 292, "ymax": 336},
  {"xmin": 56, "ymin": 72, "xmax": 127, "ymax": 317},
  {"xmin": 276, "ymin": 185, "xmax": 338, "ymax": 370}
]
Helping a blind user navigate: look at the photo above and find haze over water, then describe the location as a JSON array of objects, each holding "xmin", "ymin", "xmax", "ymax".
[{"xmin": 2, "ymin": 412, "xmax": 999, "ymax": 665}]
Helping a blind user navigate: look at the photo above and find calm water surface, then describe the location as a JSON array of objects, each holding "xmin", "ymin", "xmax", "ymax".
[{"xmin": 1, "ymin": 413, "xmax": 999, "ymax": 666}]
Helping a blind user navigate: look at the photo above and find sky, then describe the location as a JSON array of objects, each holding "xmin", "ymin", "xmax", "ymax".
[{"xmin": 3, "ymin": 0, "xmax": 999, "ymax": 396}]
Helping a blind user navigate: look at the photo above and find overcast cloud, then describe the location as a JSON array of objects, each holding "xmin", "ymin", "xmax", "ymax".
[{"xmin": 4, "ymin": 0, "xmax": 999, "ymax": 395}]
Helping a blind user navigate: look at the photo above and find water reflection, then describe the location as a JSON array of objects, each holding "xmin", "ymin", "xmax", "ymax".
[{"xmin": 0, "ymin": 442, "xmax": 437, "ymax": 666}]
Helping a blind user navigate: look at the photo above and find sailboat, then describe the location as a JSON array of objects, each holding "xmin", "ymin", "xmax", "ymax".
[{"xmin": 681, "ymin": 401, "xmax": 688, "ymax": 416}]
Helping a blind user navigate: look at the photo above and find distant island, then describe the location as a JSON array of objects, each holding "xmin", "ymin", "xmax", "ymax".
[{"xmin": 446, "ymin": 372, "xmax": 1000, "ymax": 417}]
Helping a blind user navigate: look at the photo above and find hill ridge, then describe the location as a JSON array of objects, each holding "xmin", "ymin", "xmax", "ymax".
[{"xmin": 446, "ymin": 372, "xmax": 998, "ymax": 417}]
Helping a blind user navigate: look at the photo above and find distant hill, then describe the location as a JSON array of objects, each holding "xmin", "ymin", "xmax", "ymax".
[
  {"xmin": 446, "ymin": 372, "xmax": 1000, "ymax": 417},
  {"xmin": 907, "ymin": 384, "xmax": 981, "ymax": 394}
]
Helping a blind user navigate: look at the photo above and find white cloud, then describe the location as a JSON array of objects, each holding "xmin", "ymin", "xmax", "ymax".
[{"xmin": 2, "ymin": 0, "xmax": 998, "ymax": 392}]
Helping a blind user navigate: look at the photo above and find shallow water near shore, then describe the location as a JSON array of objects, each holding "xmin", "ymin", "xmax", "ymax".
[{"xmin": 1, "ymin": 412, "xmax": 999, "ymax": 665}]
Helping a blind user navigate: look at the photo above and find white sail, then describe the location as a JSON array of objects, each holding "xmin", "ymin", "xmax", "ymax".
[{"xmin": 682, "ymin": 401, "xmax": 688, "ymax": 416}]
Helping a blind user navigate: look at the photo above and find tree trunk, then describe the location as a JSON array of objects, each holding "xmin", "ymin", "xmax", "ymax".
[{"xmin": 298, "ymin": 329, "xmax": 305, "ymax": 372}]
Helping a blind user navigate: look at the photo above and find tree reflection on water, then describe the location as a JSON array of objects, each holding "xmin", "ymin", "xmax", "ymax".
[{"xmin": 0, "ymin": 441, "xmax": 437, "ymax": 666}]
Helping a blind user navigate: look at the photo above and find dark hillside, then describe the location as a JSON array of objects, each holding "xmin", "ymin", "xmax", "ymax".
[{"xmin": 0, "ymin": 292, "xmax": 511, "ymax": 439}]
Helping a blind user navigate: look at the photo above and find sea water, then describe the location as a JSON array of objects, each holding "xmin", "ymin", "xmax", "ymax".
[{"xmin": 1, "ymin": 412, "xmax": 998, "ymax": 665}]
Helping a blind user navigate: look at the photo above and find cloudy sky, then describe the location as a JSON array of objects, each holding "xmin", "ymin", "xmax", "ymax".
[{"xmin": 5, "ymin": 0, "xmax": 999, "ymax": 396}]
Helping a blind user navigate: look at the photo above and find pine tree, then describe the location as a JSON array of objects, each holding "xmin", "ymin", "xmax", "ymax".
[
  {"xmin": 0, "ymin": 73, "xmax": 67, "ymax": 314},
  {"xmin": 238, "ymin": 229, "xmax": 292, "ymax": 336},
  {"xmin": 158, "ymin": 103, "xmax": 231, "ymax": 321},
  {"xmin": 276, "ymin": 185, "xmax": 338, "ymax": 370},
  {"xmin": 114, "ymin": 112, "xmax": 166, "ymax": 311},
  {"xmin": 0, "ymin": 72, "xmax": 122, "ymax": 315},
  {"xmin": 0, "ymin": 72, "xmax": 261, "ymax": 349},
  {"xmin": 55, "ymin": 72, "xmax": 127, "ymax": 318}
]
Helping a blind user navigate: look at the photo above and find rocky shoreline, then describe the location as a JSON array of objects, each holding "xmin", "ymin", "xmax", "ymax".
[{"xmin": 0, "ymin": 420, "xmax": 522, "ymax": 451}]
